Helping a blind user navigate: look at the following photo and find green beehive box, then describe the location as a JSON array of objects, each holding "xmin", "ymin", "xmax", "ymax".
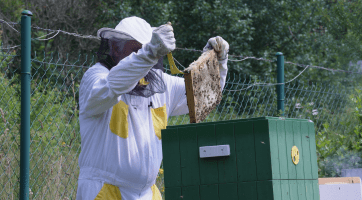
[{"xmin": 161, "ymin": 117, "xmax": 320, "ymax": 200}]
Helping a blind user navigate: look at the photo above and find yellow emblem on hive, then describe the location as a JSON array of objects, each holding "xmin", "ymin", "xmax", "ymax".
[{"xmin": 291, "ymin": 146, "xmax": 300, "ymax": 165}]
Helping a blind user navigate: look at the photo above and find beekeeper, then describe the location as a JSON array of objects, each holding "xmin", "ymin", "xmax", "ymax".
[{"xmin": 76, "ymin": 16, "xmax": 229, "ymax": 200}]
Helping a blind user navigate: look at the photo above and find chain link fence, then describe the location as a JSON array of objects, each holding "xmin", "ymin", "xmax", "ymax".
[
  {"xmin": 0, "ymin": 48, "xmax": 360, "ymax": 199},
  {"xmin": 0, "ymin": 48, "xmax": 359, "ymax": 199}
]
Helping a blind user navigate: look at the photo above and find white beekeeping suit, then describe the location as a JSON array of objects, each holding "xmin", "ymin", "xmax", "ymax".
[{"xmin": 76, "ymin": 16, "xmax": 229, "ymax": 200}]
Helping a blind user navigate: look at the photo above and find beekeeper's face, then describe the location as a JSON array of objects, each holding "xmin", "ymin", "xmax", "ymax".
[{"xmin": 111, "ymin": 40, "xmax": 142, "ymax": 64}]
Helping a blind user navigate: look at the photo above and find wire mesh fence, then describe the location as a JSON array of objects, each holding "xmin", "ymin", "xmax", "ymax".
[
  {"xmin": 1, "ymin": 13, "xmax": 362, "ymax": 200},
  {"xmin": 0, "ymin": 49, "xmax": 88, "ymax": 199},
  {"xmin": 0, "ymin": 46, "xmax": 359, "ymax": 199}
]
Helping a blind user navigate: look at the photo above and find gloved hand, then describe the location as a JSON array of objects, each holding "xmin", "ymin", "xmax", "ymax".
[
  {"xmin": 203, "ymin": 36, "xmax": 229, "ymax": 61},
  {"xmin": 146, "ymin": 23, "xmax": 176, "ymax": 59}
]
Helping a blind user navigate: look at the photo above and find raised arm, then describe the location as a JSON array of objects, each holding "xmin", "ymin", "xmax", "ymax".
[
  {"xmin": 79, "ymin": 51, "xmax": 158, "ymax": 117},
  {"xmin": 167, "ymin": 36, "xmax": 229, "ymax": 116},
  {"xmin": 79, "ymin": 23, "xmax": 176, "ymax": 117}
]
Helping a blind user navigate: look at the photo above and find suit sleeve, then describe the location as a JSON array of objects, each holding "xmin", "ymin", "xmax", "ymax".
[
  {"xmin": 79, "ymin": 46, "xmax": 159, "ymax": 117},
  {"xmin": 166, "ymin": 57, "xmax": 228, "ymax": 117}
]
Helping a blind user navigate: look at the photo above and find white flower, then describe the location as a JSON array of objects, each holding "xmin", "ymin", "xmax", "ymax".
[
  {"xmin": 309, "ymin": 102, "xmax": 314, "ymax": 106},
  {"xmin": 295, "ymin": 103, "xmax": 302, "ymax": 109},
  {"xmin": 312, "ymin": 109, "xmax": 318, "ymax": 115}
]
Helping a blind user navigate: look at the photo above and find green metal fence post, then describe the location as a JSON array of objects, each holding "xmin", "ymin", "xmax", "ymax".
[
  {"xmin": 20, "ymin": 10, "xmax": 32, "ymax": 200},
  {"xmin": 276, "ymin": 52, "xmax": 285, "ymax": 116}
]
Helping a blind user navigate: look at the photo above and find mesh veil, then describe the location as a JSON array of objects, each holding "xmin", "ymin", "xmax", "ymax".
[{"xmin": 97, "ymin": 29, "xmax": 166, "ymax": 98}]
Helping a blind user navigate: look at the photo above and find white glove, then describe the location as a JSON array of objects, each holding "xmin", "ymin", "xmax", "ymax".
[
  {"xmin": 145, "ymin": 23, "xmax": 176, "ymax": 59},
  {"xmin": 203, "ymin": 36, "xmax": 229, "ymax": 61}
]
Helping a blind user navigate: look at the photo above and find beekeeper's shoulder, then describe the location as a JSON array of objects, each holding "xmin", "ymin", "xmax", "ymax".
[
  {"xmin": 81, "ymin": 63, "xmax": 109, "ymax": 81},
  {"xmin": 84, "ymin": 63, "xmax": 109, "ymax": 78},
  {"xmin": 80, "ymin": 63, "xmax": 109, "ymax": 88}
]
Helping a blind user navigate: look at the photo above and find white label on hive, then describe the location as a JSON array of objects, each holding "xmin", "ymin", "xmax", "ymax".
[{"xmin": 199, "ymin": 145, "xmax": 230, "ymax": 158}]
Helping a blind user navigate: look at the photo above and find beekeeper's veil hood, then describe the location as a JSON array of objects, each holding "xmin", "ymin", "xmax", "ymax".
[{"xmin": 96, "ymin": 16, "xmax": 166, "ymax": 97}]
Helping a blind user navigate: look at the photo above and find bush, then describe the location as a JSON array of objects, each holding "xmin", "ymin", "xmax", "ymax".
[
  {"xmin": 317, "ymin": 89, "xmax": 362, "ymax": 177},
  {"xmin": 0, "ymin": 60, "xmax": 82, "ymax": 198}
]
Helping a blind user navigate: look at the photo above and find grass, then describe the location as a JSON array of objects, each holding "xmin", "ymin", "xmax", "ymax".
[
  {"xmin": 0, "ymin": 119, "xmax": 167, "ymax": 200},
  {"xmin": 0, "ymin": 129, "xmax": 81, "ymax": 199},
  {"xmin": 0, "ymin": 133, "xmax": 166, "ymax": 199}
]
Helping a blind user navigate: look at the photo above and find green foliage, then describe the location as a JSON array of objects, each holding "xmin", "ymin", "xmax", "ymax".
[
  {"xmin": 29, "ymin": 78, "xmax": 80, "ymax": 154},
  {"xmin": 0, "ymin": 53, "xmax": 82, "ymax": 198},
  {"xmin": 2, "ymin": 1, "xmax": 362, "ymax": 198},
  {"xmin": 242, "ymin": 0, "xmax": 323, "ymax": 74},
  {"xmin": 0, "ymin": 0, "xmax": 24, "ymax": 30},
  {"xmin": 316, "ymin": 89, "xmax": 362, "ymax": 177},
  {"xmin": 166, "ymin": 0, "xmax": 254, "ymax": 71},
  {"xmin": 90, "ymin": 0, "xmax": 362, "ymax": 90},
  {"xmin": 28, "ymin": 74, "xmax": 81, "ymax": 198},
  {"xmin": 2, "ymin": 0, "xmax": 362, "ymax": 85}
]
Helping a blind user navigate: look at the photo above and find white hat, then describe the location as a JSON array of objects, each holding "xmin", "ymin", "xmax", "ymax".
[{"xmin": 97, "ymin": 16, "xmax": 154, "ymax": 45}]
